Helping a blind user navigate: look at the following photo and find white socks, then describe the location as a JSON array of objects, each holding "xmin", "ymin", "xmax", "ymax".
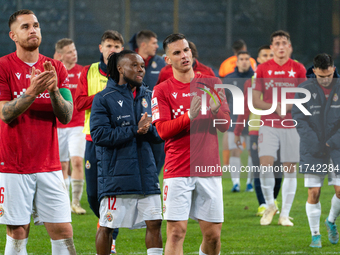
[
  {"xmin": 281, "ymin": 172, "xmax": 297, "ymax": 218},
  {"xmin": 328, "ymin": 194, "xmax": 340, "ymax": 223},
  {"xmin": 5, "ymin": 235, "xmax": 28, "ymax": 255},
  {"xmin": 246, "ymin": 156, "xmax": 253, "ymax": 184},
  {"xmin": 51, "ymin": 238, "xmax": 76, "ymax": 255},
  {"xmin": 306, "ymin": 202, "xmax": 321, "ymax": 236},
  {"xmin": 260, "ymin": 167, "xmax": 275, "ymax": 205},
  {"xmin": 199, "ymin": 245, "xmax": 220, "ymax": 255},
  {"xmin": 230, "ymin": 157, "xmax": 241, "ymax": 186},
  {"xmin": 71, "ymin": 179, "xmax": 84, "ymax": 204},
  {"xmin": 147, "ymin": 248, "xmax": 163, "ymax": 255}
]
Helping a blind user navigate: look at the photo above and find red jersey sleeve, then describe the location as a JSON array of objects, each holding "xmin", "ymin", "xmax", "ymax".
[
  {"xmin": 0, "ymin": 61, "xmax": 11, "ymax": 101},
  {"xmin": 54, "ymin": 60, "xmax": 69, "ymax": 90},
  {"xmin": 74, "ymin": 65, "xmax": 95, "ymax": 111},
  {"xmin": 155, "ymin": 113, "xmax": 190, "ymax": 140},
  {"xmin": 254, "ymin": 66, "xmax": 264, "ymax": 92},
  {"xmin": 152, "ymin": 83, "xmax": 171, "ymax": 123}
]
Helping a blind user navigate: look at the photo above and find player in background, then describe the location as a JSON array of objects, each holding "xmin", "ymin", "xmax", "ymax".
[
  {"xmin": 233, "ymin": 45, "xmax": 283, "ymax": 216},
  {"xmin": 152, "ymin": 33, "xmax": 230, "ymax": 255},
  {"xmin": 55, "ymin": 38, "xmax": 86, "ymax": 215},
  {"xmin": 292, "ymin": 53, "xmax": 340, "ymax": 247},
  {"xmin": 223, "ymin": 51, "xmax": 254, "ymax": 192},
  {"xmin": 0, "ymin": 9, "xmax": 76, "ymax": 254},
  {"xmin": 129, "ymin": 30, "xmax": 166, "ymax": 175},
  {"xmin": 156, "ymin": 40, "xmax": 215, "ymax": 84},
  {"xmin": 219, "ymin": 39, "xmax": 257, "ymax": 78},
  {"xmin": 91, "ymin": 50, "xmax": 163, "ymax": 255},
  {"xmin": 253, "ymin": 30, "xmax": 306, "ymax": 226},
  {"xmin": 74, "ymin": 30, "xmax": 123, "ymax": 254}
]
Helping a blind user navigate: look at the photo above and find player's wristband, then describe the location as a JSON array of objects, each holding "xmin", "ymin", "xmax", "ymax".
[
  {"xmin": 59, "ymin": 88, "xmax": 73, "ymax": 102},
  {"xmin": 188, "ymin": 111, "xmax": 194, "ymax": 121}
]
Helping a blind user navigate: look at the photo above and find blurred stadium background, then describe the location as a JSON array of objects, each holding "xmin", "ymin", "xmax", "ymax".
[{"xmin": 1, "ymin": 0, "xmax": 339, "ymax": 70}]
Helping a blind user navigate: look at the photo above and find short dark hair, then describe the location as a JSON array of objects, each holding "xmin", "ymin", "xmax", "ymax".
[
  {"xmin": 107, "ymin": 49, "xmax": 137, "ymax": 83},
  {"xmin": 9, "ymin": 9, "xmax": 34, "ymax": 28},
  {"xmin": 55, "ymin": 38, "xmax": 74, "ymax": 53},
  {"xmin": 136, "ymin": 30, "xmax": 157, "ymax": 47},
  {"xmin": 163, "ymin": 33, "xmax": 187, "ymax": 52},
  {"xmin": 237, "ymin": 51, "xmax": 250, "ymax": 58},
  {"xmin": 270, "ymin": 30, "xmax": 290, "ymax": 43},
  {"xmin": 232, "ymin": 40, "xmax": 246, "ymax": 53},
  {"xmin": 188, "ymin": 41, "xmax": 198, "ymax": 59},
  {"xmin": 257, "ymin": 45, "xmax": 270, "ymax": 55},
  {"xmin": 313, "ymin": 53, "xmax": 334, "ymax": 70},
  {"xmin": 101, "ymin": 30, "xmax": 124, "ymax": 45}
]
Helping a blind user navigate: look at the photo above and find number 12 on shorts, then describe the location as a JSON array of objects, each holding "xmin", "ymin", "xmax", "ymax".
[
  {"xmin": 108, "ymin": 196, "xmax": 117, "ymax": 210},
  {"xmin": 0, "ymin": 187, "xmax": 4, "ymax": 203}
]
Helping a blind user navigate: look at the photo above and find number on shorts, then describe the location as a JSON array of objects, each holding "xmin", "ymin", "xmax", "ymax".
[
  {"xmin": 108, "ymin": 196, "xmax": 117, "ymax": 210},
  {"xmin": 0, "ymin": 187, "xmax": 4, "ymax": 203},
  {"xmin": 163, "ymin": 185, "xmax": 168, "ymax": 201}
]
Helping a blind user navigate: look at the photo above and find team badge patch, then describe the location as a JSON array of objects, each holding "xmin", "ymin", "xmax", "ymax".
[
  {"xmin": 142, "ymin": 98, "xmax": 148, "ymax": 108},
  {"xmin": 85, "ymin": 160, "xmax": 91, "ymax": 169},
  {"xmin": 163, "ymin": 204, "xmax": 166, "ymax": 214},
  {"xmin": 0, "ymin": 206, "xmax": 4, "ymax": 217},
  {"xmin": 333, "ymin": 93, "xmax": 338, "ymax": 102},
  {"xmin": 106, "ymin": 212, "xmax": 113, "ymax": 222},
  {"xmin": 252, "ymin": 142, "xmax": 257, "ymax": 151},
  {"xmin": 151, "ymin": 61, "xmax": 157, "ymax": 69}
]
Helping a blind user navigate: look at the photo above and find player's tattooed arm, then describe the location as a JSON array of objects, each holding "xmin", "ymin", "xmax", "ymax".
[
  {"xmin": 49, "ymin": 90, "xmax": 73, "ymax": 125},
  {"xmin": 0, "ymin": 95, "xmax": 36, "ymax": 124}
]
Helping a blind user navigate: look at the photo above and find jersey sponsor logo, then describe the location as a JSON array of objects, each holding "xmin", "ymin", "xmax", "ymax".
[
  {"xmin": 182, "ymin": 92, "xmax": 197, "ymax": 97},
  {"xmin": 14, "ymin": 89, "xmax": 50, "ymax": 99},
  {"xmin": 15, "ymin": 72, "xmax": 21, "ymax": 80},
  {"xmin": 172, "ymin": 92, "xmax": 178, "ymax": 99},
  {"xmin": 69, "ymin": 84, "xmax": 77, "ymax": 89},
  {"xmin": 172, "ymin": 105, "xmax": 189, "ymax": 118},
  {"xmin": 68, "ymin": 73, "xmax": 75, "ymax": 78},
  {"xmin": 117, "ymin": 100, "xmax": 123, "ymax": 107},
  {"xmin": 264, "ymin": 80, "xmax": 295, "ymax": 90},
  {"xmin": 142, "ymin": 98, "xmax": 148, "ymax": 108},
  {"xmin": 312, "ymin": 93, "xmax": 317, "ymax": 99},
  {"xmin": 268, "ymin": 70, "xmax": 272, "ymax": 75},
  {"xmin": 37, "ymin": 93, "xmax": 50, "ymax": 99},
  {"xmin": 288, "ymin": 69, "xmax": 296, "ymax": 77},
  {"xmin": 274, "ymin": 71, "xmax": 285, "ymax": 75},
  {"xmin": 333, "ymin": 93, "xmax": 338, "ymax": 102}
]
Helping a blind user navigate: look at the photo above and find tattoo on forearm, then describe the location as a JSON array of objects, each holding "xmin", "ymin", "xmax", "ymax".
[
  {"xmin": 49, "ymin": 90, "xmax": 73, "ymax": 124},
  {"xmin": 2, "ymin": 94, "xmax": 36, "ymax": 123}
]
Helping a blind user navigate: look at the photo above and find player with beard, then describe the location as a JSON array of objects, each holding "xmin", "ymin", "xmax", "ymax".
[
  {"xmin": 90, "ymin": 50, "xmax": 163, "ymax": 255},
  {"xmin": 0, "ymin": 9, "xmax": 76, "ymax": 254}
]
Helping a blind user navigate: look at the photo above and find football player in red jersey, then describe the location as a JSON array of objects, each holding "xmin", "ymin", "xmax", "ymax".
[
  {"xmin": 152, "ymin": 33, "xmax": 230, "ymax": 255},
  {"xmin": 0, "ymin": 9, "xmax": 76, "ymax": 254},
  {"xmin": 253, "ymin": 30, "xmax": 306, "ymax": 226},
  {"xmin": 55, "ymin": 38, "xmax": 86, "ymax": 215}
]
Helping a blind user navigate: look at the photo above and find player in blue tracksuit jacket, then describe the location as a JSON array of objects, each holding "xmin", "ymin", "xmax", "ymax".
[
  {"xmin": 90, "ymin": 50, "xmax": 163, "ymax": 255},
  {"xmin": 292, "ymin": 53, "xmax": 340, "ymax": 248}
]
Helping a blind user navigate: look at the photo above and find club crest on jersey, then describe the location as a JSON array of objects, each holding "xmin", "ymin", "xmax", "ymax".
[
  {"xmin": 333, "ymin": 93, "xmax": 338, "ymax": 102},
  {"xmin": 252, "ymin": 142, "xmax": 257, "ymax": 151},
  {"xmin": 85, "ymin": 160, "xmax": 91, "ymax": 169},
  {"xmin": 106, "ymin": 212, "xmax": 113, "ymax": 222},
  {"xmin": 151, "ymin": 61, "xmax": 157, "ymax": 69},
  {"xmin": 142, "ymin": 98, "xmax": 148, "ymax": 108},
  {"xmin": 0, "ymin": 206, "xmax": 4, "ymax": 217}
]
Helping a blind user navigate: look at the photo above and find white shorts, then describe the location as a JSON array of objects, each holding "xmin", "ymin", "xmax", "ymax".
[
  {"xmin": 99, "ymin": 194, "xmax": 162, "ymax": 229},
  {"xmin": 258, "ymin": 126, "xmax": 300, "ymax": 162},
  {"xmin": 0, "ymin": 171, "xmax": 71, "ymax": 226},
  {"xmin": 163, "ymin": 177, "xmax": 224, "ymax": 223},
  {"xmin": 304, "ymin": 172, "xmax": 340, "ymax": 187},
  {"xmin": 57, "ymin": 126, "xmax": 86, "ymax": 162},
  {"xmin": 228, "ymin": 132, "xmax": 250, "ymax": 150}
]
